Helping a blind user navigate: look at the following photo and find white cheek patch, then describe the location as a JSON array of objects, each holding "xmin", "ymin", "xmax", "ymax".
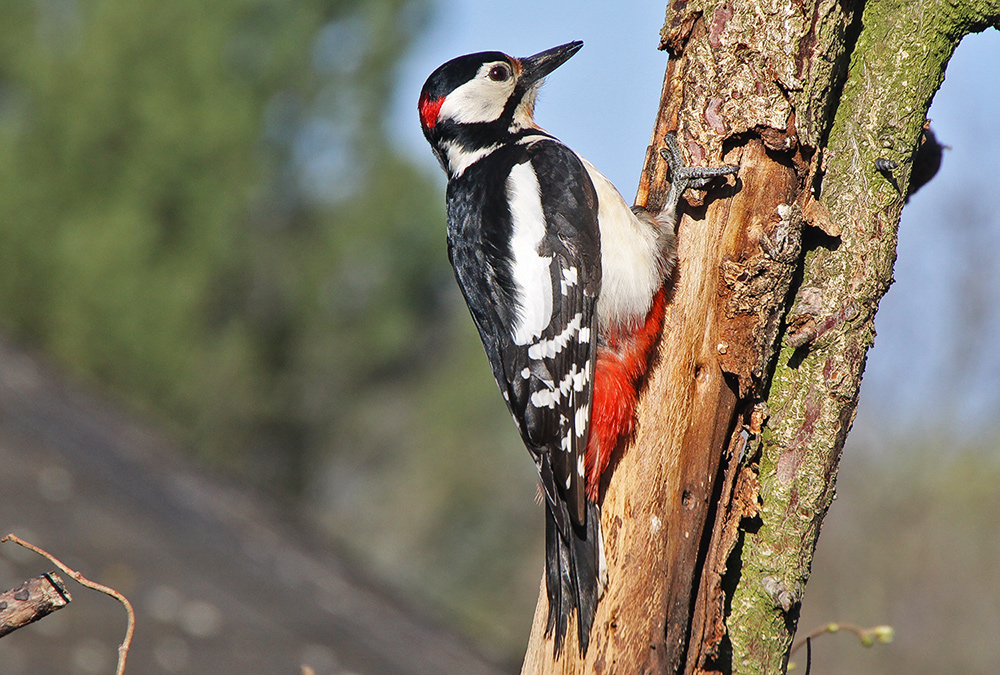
[{"xmin": 438, "ymin": 62, "xmax": 515, "ymax": 125}]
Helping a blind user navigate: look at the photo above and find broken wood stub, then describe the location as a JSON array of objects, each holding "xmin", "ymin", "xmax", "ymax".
[{"xmin": 0, "ymin": 573, "xmax": 72, "ymax": 638}]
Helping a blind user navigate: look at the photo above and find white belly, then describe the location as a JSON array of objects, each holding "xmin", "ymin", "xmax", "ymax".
[{"xmin": 578, "ymin": 157, "xmax": 667, "ymax": 330}]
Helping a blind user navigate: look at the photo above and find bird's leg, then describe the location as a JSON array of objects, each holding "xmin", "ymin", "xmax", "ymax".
[{"xmin": 660, "ymin": 131, "xmax": 738, "ymax": 219}]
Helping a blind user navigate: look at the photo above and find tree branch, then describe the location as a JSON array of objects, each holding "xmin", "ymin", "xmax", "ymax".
[
  {"xmin": 727, "ymin": 2, "xmax": 1000, "ymax": 672},
  {"xmin": 0, "ymin": 573, "xmax": 72, "ymax": 638},
  {"xmin": 520, "ymin": 1, "xmax": 1000, "ymax": 673},
  {"xmin": 2, "ymin": 534, "xmax": 135, "ymax": 675}
]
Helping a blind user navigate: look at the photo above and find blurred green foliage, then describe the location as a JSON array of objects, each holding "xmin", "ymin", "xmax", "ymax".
[
  {"xmin": 0, "ymin": 0, "xmax": 437, "ymax": 486},
  {"xmin": 0, "ymin": 0, "xmax": 543, "ymax": 659}
]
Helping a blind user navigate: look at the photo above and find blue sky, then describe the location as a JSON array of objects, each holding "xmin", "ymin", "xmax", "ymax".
[
  {"xmin": 393, "ymin": 0, "xmax": 672, "ymax": 192},
  {"xmin": 857, "ymin": 30, "xmax": 1000, "ymax": 439},
  {"xmin": 390, "ymin": 4, "xmax": 1000, "ymax": 440}
]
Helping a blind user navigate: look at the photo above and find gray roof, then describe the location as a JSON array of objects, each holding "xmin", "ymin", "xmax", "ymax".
[{"xmin": 0, "ymin": 338, "xmax": 508, "ymax": 675}]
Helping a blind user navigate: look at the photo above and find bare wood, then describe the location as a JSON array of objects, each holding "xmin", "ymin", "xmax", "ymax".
[
  {"xmin": 523, "ymin": 5, "xmax": 807, "ymax": 672},
  {"xmin": 523, "ymin": 1, "xmax": 1000, "ymax": 674},
  {"xmin": 0, "ymin": 573, "xmax": 72, "ymax": 638}
]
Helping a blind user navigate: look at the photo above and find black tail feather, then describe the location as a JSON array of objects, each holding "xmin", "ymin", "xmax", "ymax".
[{"xmin": 544, "ymin": 499, "xmax": 602, "ymax": 655}]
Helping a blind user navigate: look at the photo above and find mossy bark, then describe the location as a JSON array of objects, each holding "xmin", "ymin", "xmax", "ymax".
[
  {"xmin": 728, "ymin": 2, "xmax": 1000, "ymax": 673},
  {"xmin": 521, "ymin": 1, "xmax": 1000, "ymax": 674}
]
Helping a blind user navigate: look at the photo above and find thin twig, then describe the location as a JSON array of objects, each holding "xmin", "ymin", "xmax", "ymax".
[
  {"xmin": 790, "ymin": 621, "xmax": 894, "ymax": 656},
  {"xmin": 2, "ymin": 533, "xmax": 135, "ymax": 675}
]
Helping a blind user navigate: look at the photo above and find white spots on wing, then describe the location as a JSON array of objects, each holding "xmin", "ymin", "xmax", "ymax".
[
  {"xmin": 530, "ymin": 388, "xmax": 560, "ymax": 409},
  {"xmin": 442, "ymin": 140, "xmax": 499, "ymax": 177},
  {"xmin": 597, "ymin": 523, "xmax": 608, "ymax": 597},
  {"xmin": 527, "ymin": 312, "xmax": 583, "ymax": 360},
  {"xmin": 528, "ymin": 360, "xmax": 590, "ymax": 409},
  {"xmin": 573, "ymin": 360, "xmax": 590, "ymax": 392},
  {"xmin": 577, "ymin": 454, "xmax": 585, "ymax": 478},
  {"xmin": 578, "ymin": 326, "xmax": 591, "ymax": 344},
  {"xmin": 507, "ymin": 162, "xmax": 554, "ymax": 345},
  {"xmin": 560, "ymin": 266, "xmax": 578, "ymax": 295},
  {"xmin": 575, "ymin": 404, "xmax": 589, "ymax": 438},
  {"xmin": 560, "ymin": 429, "xmax": 574, "ymax": 488},
  {"xmin": 521, "ymin": 367, "xmax": 530, "ymax": 379}
]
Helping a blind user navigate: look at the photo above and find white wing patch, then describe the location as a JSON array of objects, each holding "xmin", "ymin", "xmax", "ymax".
[{"xmin": 506, "ymin": 162, "xmax": 554, "ymax": 346}]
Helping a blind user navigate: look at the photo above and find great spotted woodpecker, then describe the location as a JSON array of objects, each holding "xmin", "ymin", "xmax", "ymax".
[{"xmin": 419, "ymin": 41, "xmax": 736, "ymax": 654}]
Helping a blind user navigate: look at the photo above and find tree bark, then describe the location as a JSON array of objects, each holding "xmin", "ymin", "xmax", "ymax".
[
  {"xmin": 521, "ymin": 1, "xmax": 1000, "ymax": 674},
  {"xmin": 0, "ymin": 573, "xmax": 71, "ymax": 638}
]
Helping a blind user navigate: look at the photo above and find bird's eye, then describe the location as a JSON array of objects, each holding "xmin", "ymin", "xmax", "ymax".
[{"xmin": 488, "ymin": 64, "xmax": 511, "ymax": 82}]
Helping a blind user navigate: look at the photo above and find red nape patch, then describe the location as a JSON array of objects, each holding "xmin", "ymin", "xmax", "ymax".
[{"xmin": 419, "ymin": 94, "xmax": 444, "ymax": 129}]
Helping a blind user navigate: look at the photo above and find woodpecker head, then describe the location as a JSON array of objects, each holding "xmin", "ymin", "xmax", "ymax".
[{"xmin": 419, "ymin": 41, "xmax": 583, "ymax": 176}]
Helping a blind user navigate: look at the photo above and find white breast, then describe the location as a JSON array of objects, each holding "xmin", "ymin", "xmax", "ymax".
[{"xmin": 578, "ymin": 157, "xmax": 666, "ymax": 329}]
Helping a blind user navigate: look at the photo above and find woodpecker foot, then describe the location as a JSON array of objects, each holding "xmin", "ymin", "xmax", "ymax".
[{"xmin": 660, "ymin": 132, "xmax": 738, "ymax": 214}]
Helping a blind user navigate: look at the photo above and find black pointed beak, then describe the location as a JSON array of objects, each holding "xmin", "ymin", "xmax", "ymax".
[{"xmin": 518, "ymin": 41, "xmax": 583, "ymax": 87}]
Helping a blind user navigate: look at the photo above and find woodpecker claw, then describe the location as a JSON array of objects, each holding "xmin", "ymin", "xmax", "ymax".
[{"xmin": 660, "ymin": 132, "xmax": 738, "ymax": 213}]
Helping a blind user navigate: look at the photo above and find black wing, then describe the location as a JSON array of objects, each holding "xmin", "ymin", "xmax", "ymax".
[{"xmin": 446, "ymin": 138, "xmax": 600, "ymax": 532}]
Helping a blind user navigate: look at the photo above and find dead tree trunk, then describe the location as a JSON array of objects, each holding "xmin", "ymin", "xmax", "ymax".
[{"xmin": 521, "ymin": 1, "xmax": 1000, "ymax": 673}]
